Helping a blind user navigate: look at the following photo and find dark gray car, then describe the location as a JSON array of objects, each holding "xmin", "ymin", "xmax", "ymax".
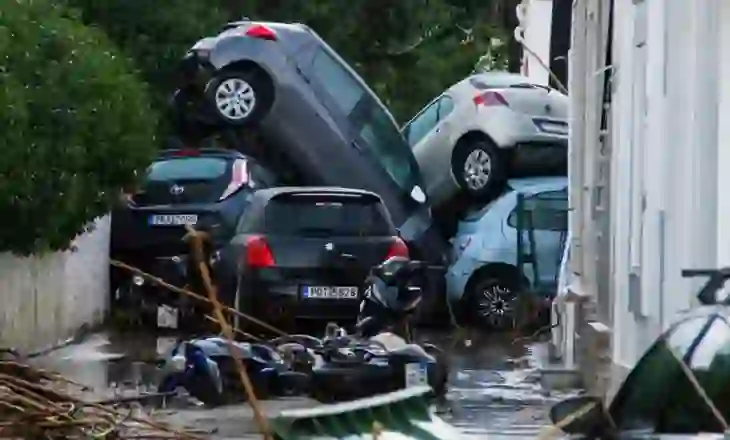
[{"xmin": 173, "ymin": 20, "xmax": 444, "ymax": 262}]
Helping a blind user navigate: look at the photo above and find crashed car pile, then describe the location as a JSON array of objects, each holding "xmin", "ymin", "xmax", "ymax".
[{"xmin": 108, "ymin": 18, "xmax": 569, "ymax": 409}]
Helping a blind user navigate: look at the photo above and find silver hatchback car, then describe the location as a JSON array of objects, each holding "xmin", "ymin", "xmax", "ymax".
[
  {"xmin": 403, "ymin": 72, "xmax": 568, "ymax": 207},
  {"xmin": 172, "ymin": 20, "xmax": 443, "ymax": 258}
]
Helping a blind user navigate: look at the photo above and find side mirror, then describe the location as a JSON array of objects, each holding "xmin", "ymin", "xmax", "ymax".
[{"xmin": 549, "ymin": 395, "xmax": 610, "ymax": 436}]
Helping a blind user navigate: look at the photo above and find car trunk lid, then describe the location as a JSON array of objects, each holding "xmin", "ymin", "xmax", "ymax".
[{"xmin": 496, "ymin": 85, "xmax": 568, "ymax": 119}]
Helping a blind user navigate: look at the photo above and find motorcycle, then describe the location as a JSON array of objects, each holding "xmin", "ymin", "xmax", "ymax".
[
  {"xmin": 157, "ymin": 336, "xmax": 308, "ymax": 406},
  {"xmin": 270, "ymin": 257, "xmax": 450, "ymax": 403}
]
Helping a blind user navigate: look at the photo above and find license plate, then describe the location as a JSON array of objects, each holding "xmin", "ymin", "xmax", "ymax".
[
  {"xmin": 148, "ymin": 214, "xmax": 198, "ymax": 226},
  {"xmin": 157, "ymin": 305, "xmax": 179, "ymax": 328},
  {"xmin": 405, "ymin": 362, "xmax": 429, "ymax": 388},
  {"xmin": 303, "ymin": 286, "xmax": 358, "ymax": 299}
]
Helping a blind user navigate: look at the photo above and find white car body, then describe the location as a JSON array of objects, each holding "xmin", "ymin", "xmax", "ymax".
[{"xmin": 402, "ymin": 72, "xmax": 569, "ymax": 206}]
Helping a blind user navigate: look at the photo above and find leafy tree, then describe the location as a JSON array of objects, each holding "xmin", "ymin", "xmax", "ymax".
[
  {"xmin": 0, "ymin": 0, "xmax": 157, "ymax": 254},
  {"xmin": 64, "ymin": 0, "xmax": 229, "ymax": 114}
]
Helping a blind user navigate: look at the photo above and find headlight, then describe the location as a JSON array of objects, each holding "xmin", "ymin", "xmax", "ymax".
[{"xmin": 132, "ymin": 275, "xmax": 145, "ymax": 286}]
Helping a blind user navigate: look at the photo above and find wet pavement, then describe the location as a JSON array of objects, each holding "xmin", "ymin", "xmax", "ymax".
[{"xmin": 35, "ymin": 328, "xmax": 581, "ymax": 439}]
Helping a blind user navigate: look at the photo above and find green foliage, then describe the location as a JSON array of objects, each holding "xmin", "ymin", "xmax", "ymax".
[
  {"xmin": 0, "ymin": 0, "xmax": 157, "ymax": 255},
  {"xmin": 64, "ymin": 0, "xmax": 229, "ymax": 114}
]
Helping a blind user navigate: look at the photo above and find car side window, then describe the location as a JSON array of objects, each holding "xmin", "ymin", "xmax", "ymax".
[
  {"xmin": 403, "ymin": 100, "xmax": 440, "ymax": 147},
  {"xmin": 507, "ymin": 189, "xmax": 568, "ymax": 231},
  {"xmin": 311, "ymin": 48, "xmax": 365, "ymax": 116},
  {"xmin": 438, "ymin": 96, "xmax": 455, "ymax": 119},
  {"xmin": 609, "ymin": 316, "xmax": 730, "ymax": 433}
]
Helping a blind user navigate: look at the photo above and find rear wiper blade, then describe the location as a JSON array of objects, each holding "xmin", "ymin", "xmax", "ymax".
[
  {"xmin": 508, "ymin": 82, "xmax": 551, "ymax": 92},
  {"xmin": 296, "ymin": 227, "xmax": 336, "ymax": 236}
]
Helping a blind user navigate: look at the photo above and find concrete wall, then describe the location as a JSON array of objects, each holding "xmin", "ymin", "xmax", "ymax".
[{"xmin": 0, "ymin": 216, "xmax": 110, "ymax": 352}]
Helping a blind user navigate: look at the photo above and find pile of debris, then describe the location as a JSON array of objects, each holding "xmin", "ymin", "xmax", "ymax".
[{"xmin": 0, "ymin": 360, "xmax": 201, "ymax": 439}]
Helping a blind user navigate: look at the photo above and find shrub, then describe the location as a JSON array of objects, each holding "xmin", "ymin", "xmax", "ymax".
[
  {"xmin": 64, "ymin": 0, "xmax": 230, "ymax": 112},
  {"xmin": 0, "ymin": 0, "xmax": 158, "ymax": 255}
]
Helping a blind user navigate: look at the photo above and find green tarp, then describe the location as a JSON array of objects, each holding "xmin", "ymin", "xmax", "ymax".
[{"xmin": 270, "ymin": 386, "xmax": 462, "ymax": 440}]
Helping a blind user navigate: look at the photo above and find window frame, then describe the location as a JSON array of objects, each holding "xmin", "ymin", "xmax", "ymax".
[
  {"xmin": 402, "ymin": 99, "xmax": 441, "ymax": 147},
  {"xmin": 310, "ymin": 47, "xmax": 366, "ymax": 117},
  {"xmin": 506, "ymin": 189, "xmax": 569, "ymax": 232}
]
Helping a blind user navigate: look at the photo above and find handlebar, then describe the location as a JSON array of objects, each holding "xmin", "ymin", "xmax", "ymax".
[{"xmin": 681, "ymin": 267, "xmax": 730, "ymax": 305}]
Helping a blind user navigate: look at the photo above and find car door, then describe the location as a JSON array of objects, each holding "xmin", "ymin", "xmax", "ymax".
[
  {"xmin": 508, "ymin": 187, "xmax": 568, "ymax": 289},
  {"xmin": 404, "ymin": 96, "xmax": 454, "ymax": 199}
]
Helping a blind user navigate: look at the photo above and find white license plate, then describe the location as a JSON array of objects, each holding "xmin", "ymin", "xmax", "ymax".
[
  {"xmin": 157, "ymin": 305, "xmax": 179, "ymax": 328},
  {"xmin": 149, "ymin": 214, "xmax": 198, "ymax": 226},
  {"xmin": 303, "ymin": 286, "xmax": 358, "ymax": 299},
  {"xmin": 405, "ymin": 362, "xmax": 429, "ymax": 388}
]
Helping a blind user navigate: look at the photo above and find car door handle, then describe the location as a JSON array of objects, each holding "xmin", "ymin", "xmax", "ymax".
[{"xmin": 351, "ymin": 140, "xmax": 364, "ymax": 153}]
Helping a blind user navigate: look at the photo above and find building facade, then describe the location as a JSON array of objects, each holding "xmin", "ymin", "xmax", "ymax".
[{"xmin": 553, "ymin": 0, "xmax": 730, "ymax": 400}]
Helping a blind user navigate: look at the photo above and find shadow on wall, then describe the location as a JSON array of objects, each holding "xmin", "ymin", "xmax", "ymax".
[{"xmin": 0, "ymin": 216, "xmax": 110, "ymax": 352}]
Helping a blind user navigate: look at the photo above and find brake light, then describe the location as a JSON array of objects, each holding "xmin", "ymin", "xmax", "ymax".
[
  {"xmin": 245, "ymin": 24, "xmax": 277, "ymax": 41},
  {"xmin": 220, "ymin": 159, "xmax": 249, "ymax": 201},
  {"xmin": 473, "ymin": 91, "xmax": 509, "ymax": 107},
  {"xmin": 245, "ymin": 235, "xmax": 275, "ymax": 268},
  {"xmin": 172, "ymin": 149, "xmax": 200, "ymax": 157},
  {"xmin": 386, "ymin": 237, "xmax": 409, "ymax": 259}
]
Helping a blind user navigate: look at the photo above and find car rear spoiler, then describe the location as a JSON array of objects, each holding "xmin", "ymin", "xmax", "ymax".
[{"xmin": 269, "ymin": 386, "xmax": 462, "ymax": 439}]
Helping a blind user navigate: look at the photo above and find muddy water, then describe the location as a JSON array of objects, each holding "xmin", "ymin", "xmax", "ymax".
[{"xmin": 37, "ymin": 329, "xmax": 581, "ymax": 438}]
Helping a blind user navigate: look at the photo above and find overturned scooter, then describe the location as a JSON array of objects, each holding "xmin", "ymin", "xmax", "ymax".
[
  {"xmin": 303, "ymin": 256, "xmax": 450, "ymax": 402},
  {"xmin": 157, "ymin": 336, "xmax": 308, "ymax": 406}
]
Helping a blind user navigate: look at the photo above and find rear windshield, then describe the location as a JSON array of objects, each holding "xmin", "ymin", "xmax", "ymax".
[
  {"xmin": 147, "ymin": 157, "xmax": 228, "ymax": 181},
  {"xmin": 263, "ymin": 196, "xmax": 393, "ymax": 236}
]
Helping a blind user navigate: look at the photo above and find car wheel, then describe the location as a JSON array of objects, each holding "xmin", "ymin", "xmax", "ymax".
[
  {"xmin": 451, "ymin": 139, "xmax": 505, "ymax": 199},
  {"xmin": 467, "ymin": 275, "xmax": 520, "ymax": 331},
  {"xmin": 204, "ymin": 69, "xmax": 272, "ymax": 127}
]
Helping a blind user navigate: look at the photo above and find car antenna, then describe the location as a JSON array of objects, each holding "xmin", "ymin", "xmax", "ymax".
[{"xmin": 681, "ymin": 267, "xmax": 730, "ymax": 305}]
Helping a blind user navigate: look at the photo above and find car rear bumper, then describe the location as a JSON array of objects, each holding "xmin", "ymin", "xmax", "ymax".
[{"xmin": 239, "ymin": 276, "xmax": 363, "ymax": 322}]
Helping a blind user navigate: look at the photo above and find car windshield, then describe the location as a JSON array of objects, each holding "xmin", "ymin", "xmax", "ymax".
[
  {"xmin": 358, "ymin": 100, "xmax": 422, "ymax": 193},
  {"xmin": 263, "ymin": 195, "xmax": 393, "ymax": 236},
  {"xmin": 147, "ymin": 157, "xmax": 228, "ymax": 181},
  {"xmin": 609, "ymin": 314, "xmax": 730, "ymax": 433}
]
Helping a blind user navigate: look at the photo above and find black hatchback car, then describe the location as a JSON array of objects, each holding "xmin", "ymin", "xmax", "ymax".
[
  {"xmin": 110, "ymin": 148, "xmax": 277, "ymax": 326},
  {"xmin": 215, "ymin": 187, "xmax": 410, "ymax": 332},
  {"xmin": 171, "ymin": 20, "xmax": 445, "ymax": 262}
]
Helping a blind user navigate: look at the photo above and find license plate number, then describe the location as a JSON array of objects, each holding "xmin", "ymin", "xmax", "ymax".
[
  {"xmin": 303, "ymin": 286, "xmax": 358, "ymax": 299},
  {"xmin": 157, "ymin": 305, "xmax": 179, "ymax": 329},
  {"xmin": 405, "ymin": 362, "xmax": 428, "ymax": 388},
  {"xmin": 149, "ymin": 214, "xmax": 198, "ymax": 226}
]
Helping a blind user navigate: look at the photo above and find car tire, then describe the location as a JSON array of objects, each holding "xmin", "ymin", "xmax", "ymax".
[
  {"xmin": 451, "ymin": 138, "xmax": 506, "ymax": 199},
  {"xmin": 204, "ymin": 69, "xmax": 272, "ymax": 127},
  {"xmin": 466, "ymin": 275, "xmax": 521, "ymax": 331}
]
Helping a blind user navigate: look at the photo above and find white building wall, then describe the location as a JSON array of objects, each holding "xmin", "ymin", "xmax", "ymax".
[
  {"xmin": 559, "ymin": 0, "xmax": 730, "ymax": 395},
  {"xmin": 0, "ymin": 216, "xmax": 110, "ymax": 352}
]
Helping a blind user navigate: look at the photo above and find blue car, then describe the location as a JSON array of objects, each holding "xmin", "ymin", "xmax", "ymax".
[{"xmin": 445, "ymin": 176, "xmax": 568, "ymax": 329}]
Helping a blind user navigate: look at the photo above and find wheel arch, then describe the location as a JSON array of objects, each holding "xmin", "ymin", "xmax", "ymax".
[
  {"xmin": 218, "ymin": 60, "xmax": 276, "ymax": 110},
  {"xmin": 463, "ymin": 262, "xmax": 525, "ymax": 297}
]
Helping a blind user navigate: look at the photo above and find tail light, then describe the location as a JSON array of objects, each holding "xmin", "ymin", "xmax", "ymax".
[
  {"xmin": 244, "ymin": 235, "xmax": 275, "ymax": 268},
  {"xmin": 244, "ymin": 24, "xmax": 277, "ymax": 41},
  {"xmin": 473, "ymin": 91, "xmax": 509, "ymax": 107},
  {"xmin": 220, "ymin": 159, "xmax": 249, "ymax": 201},
  {"xmin": 386, "ymin": 237, "xmax": 409, "ymax": 259},
  {"xmin": 171, "ymin": 149, "xmax": 200, "ymax": 157}
]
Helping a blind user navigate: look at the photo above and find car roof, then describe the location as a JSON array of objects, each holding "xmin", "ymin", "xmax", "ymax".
[{"xmin": 506, "ymin": 176, "xmax": 568, "ymax": 194}]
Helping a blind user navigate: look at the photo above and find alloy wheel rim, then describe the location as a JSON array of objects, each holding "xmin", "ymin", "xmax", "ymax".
[
  {"xmin": 463, "ymin": 149, "xmax": 492, "ymax": 190},
  {"xmin": 476, "ymin": 284, "xmax": 516, "ymax": 329},
  {"xmin": 215, "ymin": 78, "xmax": 256, "ymax": 120}
]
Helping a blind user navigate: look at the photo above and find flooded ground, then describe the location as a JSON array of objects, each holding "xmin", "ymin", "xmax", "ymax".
[{"xmin": 36, "ymin": 328, "xmax": 581, "ymax": 439}]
